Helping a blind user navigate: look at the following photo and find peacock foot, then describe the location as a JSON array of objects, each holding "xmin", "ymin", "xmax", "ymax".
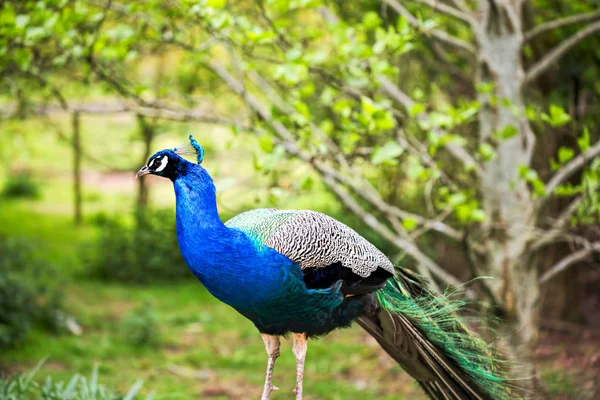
[{"xmin": 293, "ymin": 385, "xmax": 303, "ymax": 400}]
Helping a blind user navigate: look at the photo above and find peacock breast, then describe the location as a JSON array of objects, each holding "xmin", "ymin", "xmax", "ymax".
[{"xmin": 176, "ymin": 224, "xmax": 294, "ymax": 312}]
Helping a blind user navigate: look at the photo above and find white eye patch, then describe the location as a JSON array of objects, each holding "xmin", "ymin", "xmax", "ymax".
[
  {"xmin": 148, "ymin": 158, "xmax": 156, "ymax": 168},
  {"xmin": 155, "ymin": 155, "xmax": 169, "ymax": 172}
]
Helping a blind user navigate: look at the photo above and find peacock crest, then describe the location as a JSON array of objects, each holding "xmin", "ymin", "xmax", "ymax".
[{"xmin": 173, "ymin": 134, "xmax": 204, "ymax": 165}]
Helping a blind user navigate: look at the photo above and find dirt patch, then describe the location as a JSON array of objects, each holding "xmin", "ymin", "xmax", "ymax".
[
  {"xmin": 199, "ymin": 380, "xmax": 260, "ymax": 399},
  {"xmin": 535, "ymin": 327, "xmax": 600, "ymax": 399},
  {"xmin": 0, "ymin": 360, "xmax": 67, "ymax": 378}
]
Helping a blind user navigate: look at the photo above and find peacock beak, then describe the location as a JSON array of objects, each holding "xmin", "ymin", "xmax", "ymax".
[{"xmin": 136, "ymin": 165, "xmax": 150, "ymax": 178}]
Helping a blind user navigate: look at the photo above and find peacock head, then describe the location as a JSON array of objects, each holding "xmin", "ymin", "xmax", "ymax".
[{"xmin": 136, "ymin": 135, "xmax": 205, "ymax": 180}]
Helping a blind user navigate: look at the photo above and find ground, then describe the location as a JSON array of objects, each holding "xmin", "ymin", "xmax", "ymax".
[{"xmin": 1, "ymin": 202, "xmax": 597, "ymax": 399}]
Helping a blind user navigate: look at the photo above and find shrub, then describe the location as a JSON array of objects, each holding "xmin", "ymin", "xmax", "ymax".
[
  {"xmin": 0, "ymin": 362, "xmax": 150, "ymax": 400},
  {"xmin": 0, "ymin": 236, "xmax": 65, "ymax": 350},
  {"xmin": 86, "ymin": 209, "xmax": 190, "ymax": 283},
  {"xmin": 122, "ymin": 304, "xmax": 161, "ymax": 347},
  {"xmin": 1, "ymin": 171, "xmax": 41, "ymax": 199}
]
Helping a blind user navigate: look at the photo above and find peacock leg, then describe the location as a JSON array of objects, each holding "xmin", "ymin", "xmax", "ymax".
[
  {"xmin": 292, "ymin": 333, "xmax": 307, "ymax": 400},
  {"xmin": 260, "ymin": 334, "xmax": 280, "ymax": 400}
]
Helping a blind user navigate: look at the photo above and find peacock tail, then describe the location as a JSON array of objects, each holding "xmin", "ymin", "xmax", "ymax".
[{"xmin": 359, "ymin": 269, "xmax": 518, "ymax": 400}]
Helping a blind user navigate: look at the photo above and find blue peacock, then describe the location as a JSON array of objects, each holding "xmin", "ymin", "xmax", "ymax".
[{"xmin": 136, "ymin": 135, "xmax": 516, "ymax": 400}]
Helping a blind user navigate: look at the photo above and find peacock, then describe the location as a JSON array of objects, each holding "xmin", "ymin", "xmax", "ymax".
[{"xmin": 136, "ymin": 135, "xmax": 516, "ymax": 400}]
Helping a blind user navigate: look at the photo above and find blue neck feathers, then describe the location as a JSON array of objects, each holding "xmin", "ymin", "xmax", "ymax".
[
  {"xmin": 172, "ymin": 160, "xmax": 291, "ymax": 311},
  {"xmin": 173, "ymin": 163, "xmax": 224, "ymax": 231}
]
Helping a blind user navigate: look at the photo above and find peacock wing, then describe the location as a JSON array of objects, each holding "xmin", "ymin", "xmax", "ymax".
[{"xmin": 226, "ymin": 209, "xmax": 394, "ymax": 294}]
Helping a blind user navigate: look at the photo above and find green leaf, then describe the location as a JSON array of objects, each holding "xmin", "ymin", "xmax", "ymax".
[
  {"xmin": 374, "ymin": 111, "xmax": 395, "ymax": 130},
  {"xmin": 258, "ymin": 135, "xmax": 274, "ymax": 153},
  {"xmin": 252, "ymin": 153, "xmax": 263, "ymax": 171},
  {"xmin": 362, "ymin": 12, "xmax": 382, "ymax": 30},
  {"xmin": 273, "ymin": 63, "xmax": 308, "ymax": 85},
  {"xmin": 299, "ymin": 176, "xmax": 313, "ymax": 190},
  {"xmin": 361, "ymin": 97, "xmax": 376, "ymax": 117},
  {"xmin": 409, "ymin": 103, "xmax": 425, "ymax": 116},
  {"xmin": 402, "ymin": 218, "xmax": 418, "ymax": 232},
  {"xmin": 207, "ymin": 0, "xmax": 227, "ymax": 9},
  {"xmin": 405, "ymin": 156, "xmax": 425, "ymax": 179},
  {"xmin": 542, "ymin": 104, "xmax": 571, "ymax": 127},
  {"xmin": 475, "ymin": 82, "xmax": 494, "ymax": 93},
  {"xmin": 478, "ymin": 143, "xmax": 496, "ymax": 161},
  {"xmin": 371, "ymin": 141, "xmax": 404, "ymax": 165},
  {"xmin": 525, "ymin": 105, "xmax": 540, "ymax": 121},
  {"xmin": 578, "ymin": 127, "xmax": 590, "ymax": 151},
  {"xmin": 532, "ymin": 179, "xmax": 546, "ymax": 197},
  {"xmin": 519, "ymin": 165, "xmax": 546, "ymax": 197},
  {"xmin": 455, "ymin": 204, "xmax": 471, "ymax": 223},
  {"xmin": 285, "ymin": 47, "xmax": 303, "ymax": 61},
  {"xmin": 496, "ymin": 124, "xmax": 518, "ymax": 140},
  {"xmin": 15, "ymin": 15, "xmax": 30, "ymax": 29},
  {"xmin": 470, "ymin": 209, "xmax": 487, "ymax": 222},
  {"xmin": 447, "ymin": 192, "xmax": 466, "ymax": 206},
  {"xmin": 558, "ymin": 147, "xmax": 575, "ymax": 164},
  {"xmin": 124, "ymin": 380, "xmax": 144, "ymax": 400}
]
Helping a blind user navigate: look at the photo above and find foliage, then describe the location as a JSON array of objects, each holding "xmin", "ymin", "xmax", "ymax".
[
  {"xmin": 0, "ymin": 272, "xmax": 36, "ymax": 349},
  {"xmin": 121, "ymin": 304, "xmax": 161, "ymax": 347},
  {"xmin": 85, "ymin": 209, "xmax": 190, "ymax": 284},
  {"xmin": 0, "ymin": 362, "xmax": 149, "ymax": 400},
  {"xmin": 2, "ymin": 171, "xmax": 41, "ymax": 199},
  {"xmin": 0, "ymin": 235, "xmax": 65, "ymax": 350}
]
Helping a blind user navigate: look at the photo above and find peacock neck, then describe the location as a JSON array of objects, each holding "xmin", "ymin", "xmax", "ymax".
[
  {"xmin": 173, "ymin": 164, "xmax": 225, "ymax": 230},
  {"xmin": 172, "ymin": 163, "xmax": 286, "ymax": 310}
]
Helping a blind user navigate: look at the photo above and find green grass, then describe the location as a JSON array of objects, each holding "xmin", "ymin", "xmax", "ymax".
[
  {"xmin": 2, "ymin": 279, "xmax": 424, "ymax": 399},
  {"xmin": 0, "ymin": 203, "xmax": 423, "ymax": 399}
]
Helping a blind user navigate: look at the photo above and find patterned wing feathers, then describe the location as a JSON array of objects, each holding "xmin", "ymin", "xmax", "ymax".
[{"xmin": 227, "ymin": 209, "xmax": 393, "ymax": 277}]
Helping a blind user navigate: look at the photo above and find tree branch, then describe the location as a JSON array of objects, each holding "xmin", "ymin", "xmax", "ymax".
[
  {"xmin": 524, "ymin": 9, "xmax": 600, "ymax": 42},
  {"xmin": 377, "ymin": 75, "xmax": 484, "ymax": 178},
  {"xmin": 539, "ymin": 241, "xmax": 600, "ymax": 285},
  {"xmin": 383, "ymin": 0, "xmax": 475, "ymax": 54},
  {"xmin": 449, "ymin": 0, "xmax": 471, "ymax": 13},
  {"xmin": 525, "ymin": 20, "xmax": 600, "ymax": 84},
  {"xmin": 409, "ymin": 0, "xmax": 475, "ymax": 25},
  {"xmin": 1, "ymin": 102, "xmax": 249, "ymax": 129},
  {"xmin": 246, "ymin": 70, "xmax": 352, "ymax": 170},
  {"xmin": 243, "ymin": 66, "xmax": 466, "ymax": 242},
  {"xmin": 531, "ymin": 196, "xmax": 582, "ymax": 251},
  {"xmin": 543, "ymin": 140, "xmax": 600, "ymax": 201},
  {"xmin": 318, "ymin": 7, "xmax": 479, "ymax": 187},
  {"xmin": 396, "ymin": 130, "xmax": 460, "ymax": 193},
  {"xmin": 209, "ymin": 61, "xmax": 466, "ymax": 288},
  {"xmin": 322, "ymin": 174, "xmax": 464, "ymax": 289}
]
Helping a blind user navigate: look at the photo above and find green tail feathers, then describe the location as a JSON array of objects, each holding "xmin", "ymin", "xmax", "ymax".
[{"xmin": 360, "ymin": 269, "xmax": 519, "ymax": 400}]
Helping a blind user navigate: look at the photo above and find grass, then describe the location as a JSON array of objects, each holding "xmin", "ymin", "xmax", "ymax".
[
  {"xmin": 3, "ymin": 279, "xmax": 424, "ymax": 399},
  {"xmin": 0, "ymin": 201, "xmax": 423, "ymax": 399}
]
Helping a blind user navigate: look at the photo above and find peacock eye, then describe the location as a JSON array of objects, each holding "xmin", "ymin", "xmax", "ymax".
[
  {"xmin": 155, "ymin": 155, "xmax": 169, "ymax": 172},
  {"xmin": 148, "ymin": 158, "xmax": 156, "ymax": 168}
]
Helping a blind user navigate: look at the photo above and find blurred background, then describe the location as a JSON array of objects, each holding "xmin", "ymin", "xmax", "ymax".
[{"xmin": 1, "ymin": 0, "xmax": 599, "ymax": 399}]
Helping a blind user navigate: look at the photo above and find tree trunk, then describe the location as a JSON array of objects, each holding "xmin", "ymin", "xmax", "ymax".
[
  {"xmin": 72, "ymin": 111, "xmax": 83, "ymax": 225},
  {"xmin": 137, "ymin": 114, "xmax": 154, "ymax": 209},
  {"xmin": 473, "ymin": 0, "xmax": 540, "ymax": 386}
]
